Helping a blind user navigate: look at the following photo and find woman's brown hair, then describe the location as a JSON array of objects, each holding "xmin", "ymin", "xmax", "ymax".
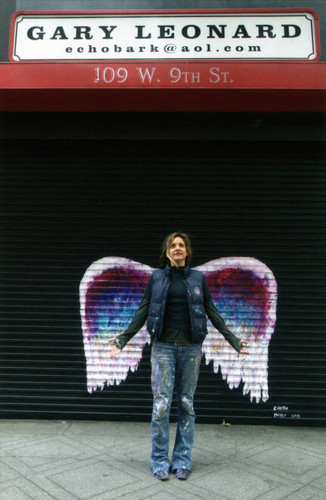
[{"xmin": 159, "ymin": 232, "xmax": 193, "ymax": 269}]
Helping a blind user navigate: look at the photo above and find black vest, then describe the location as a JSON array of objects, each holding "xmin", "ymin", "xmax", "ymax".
[{"xmin": 147, "ymin": 266, "xmax": 207, "ymax": 343}]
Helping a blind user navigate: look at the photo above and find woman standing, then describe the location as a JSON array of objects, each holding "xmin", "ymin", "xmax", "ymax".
[{"xmin": 109, "ymin": 232, "xmax": 249, "ymax": 481}]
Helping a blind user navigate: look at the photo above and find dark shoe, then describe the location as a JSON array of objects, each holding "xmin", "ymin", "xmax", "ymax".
[
  {"xmin": 174, "ymin": 468, "xmax": 191, "ymax": 480},
  {"xmin": 154, "ymin": 470, "xmax": 169, "ymax": 481}
]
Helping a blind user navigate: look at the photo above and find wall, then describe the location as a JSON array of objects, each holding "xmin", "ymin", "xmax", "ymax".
[{"xmin": 0, "ymin": 112, "xmax": 325, "ymax": 424}]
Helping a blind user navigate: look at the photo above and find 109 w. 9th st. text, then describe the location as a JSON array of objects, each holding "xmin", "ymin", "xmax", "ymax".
[{"xmin": 94, "ymin": 66, "xmax": 234, "ymax": 85}]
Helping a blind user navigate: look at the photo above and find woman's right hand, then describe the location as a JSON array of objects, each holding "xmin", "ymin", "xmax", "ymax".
[{"xmin": 108, "ymin": 337, "xmax": 121, "ymax": 358}]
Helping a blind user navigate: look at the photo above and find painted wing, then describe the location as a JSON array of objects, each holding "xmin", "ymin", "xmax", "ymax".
[
  {"xmin": 80, "ymin": 257, "xmax": 152, "ymax": 393},
  {"xmin": 197, "ymin": 257, "xmax": 277, "ymax": 403}
]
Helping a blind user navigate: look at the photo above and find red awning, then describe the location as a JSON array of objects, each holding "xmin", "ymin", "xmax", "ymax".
[{"xmin": 0, "ymin": 61, "xmax": 325, "ymax": 112}]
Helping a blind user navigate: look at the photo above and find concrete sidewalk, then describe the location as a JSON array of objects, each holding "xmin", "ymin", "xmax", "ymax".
[{"xmin": 0, "ymin": 420, "xmax": 326, "ymax": 500}]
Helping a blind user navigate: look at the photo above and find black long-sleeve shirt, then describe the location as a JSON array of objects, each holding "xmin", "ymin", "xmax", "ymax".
[{"xmin": 115, "ymin": 267, "xmax": 241, "ymax": 353}]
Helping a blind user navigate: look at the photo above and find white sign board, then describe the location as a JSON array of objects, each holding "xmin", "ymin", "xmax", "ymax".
[{"xmin": 11, "ymin": 11, "xmax": 318, "ymax": 61}]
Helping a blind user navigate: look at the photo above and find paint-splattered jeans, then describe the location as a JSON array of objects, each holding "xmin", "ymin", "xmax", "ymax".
[{"xmin": 150, "ymin": 341, "xmax": 202, "ymax": 473}]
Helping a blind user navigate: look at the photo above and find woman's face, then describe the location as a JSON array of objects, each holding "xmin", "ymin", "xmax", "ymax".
[{"xmin": 168, "ymin": 236, "xmax": 188, "ymax": 267}]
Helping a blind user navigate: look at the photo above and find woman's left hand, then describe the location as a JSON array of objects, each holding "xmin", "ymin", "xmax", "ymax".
[{"xmin": 239, "ymin": 339, "xmax": 250, "ymax": 355}]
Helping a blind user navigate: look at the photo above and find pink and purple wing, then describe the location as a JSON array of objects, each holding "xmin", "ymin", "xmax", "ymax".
[
  {"xmin": 80, "ymin": 257, "xmax": 152, "ymax": 393},
  {"xmin": 196, "ymin": 257, "xmax": 277, "ymax": 403}
]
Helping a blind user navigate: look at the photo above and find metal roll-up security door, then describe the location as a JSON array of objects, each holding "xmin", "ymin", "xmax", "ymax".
[{"xmin": 0, "ymin": 113, "xmax": 325, "ymax": 424}]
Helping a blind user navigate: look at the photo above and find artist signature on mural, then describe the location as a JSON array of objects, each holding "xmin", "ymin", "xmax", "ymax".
[
  {"xmin": 93, "ymin": 65, "xmax": 234, "ymax": 86},
  {"xmin": 273, "ymin": 406, "xmax": 301, "ymax": 419}
]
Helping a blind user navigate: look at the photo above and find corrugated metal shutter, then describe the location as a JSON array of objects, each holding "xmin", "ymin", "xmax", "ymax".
[{"xmin": 0, "ymin": 112, "xmax": 325, "ymax": 425}]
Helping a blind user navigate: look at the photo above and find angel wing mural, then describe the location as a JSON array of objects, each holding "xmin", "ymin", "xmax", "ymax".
[{"xmin": 80, "ymin": 256, "xmax": 277, "ymax": 403}]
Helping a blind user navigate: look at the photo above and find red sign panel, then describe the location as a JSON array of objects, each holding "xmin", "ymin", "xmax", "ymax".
[{"xmin": 0, "ymin": 61, "xmax": 325, "ymax": 90}]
